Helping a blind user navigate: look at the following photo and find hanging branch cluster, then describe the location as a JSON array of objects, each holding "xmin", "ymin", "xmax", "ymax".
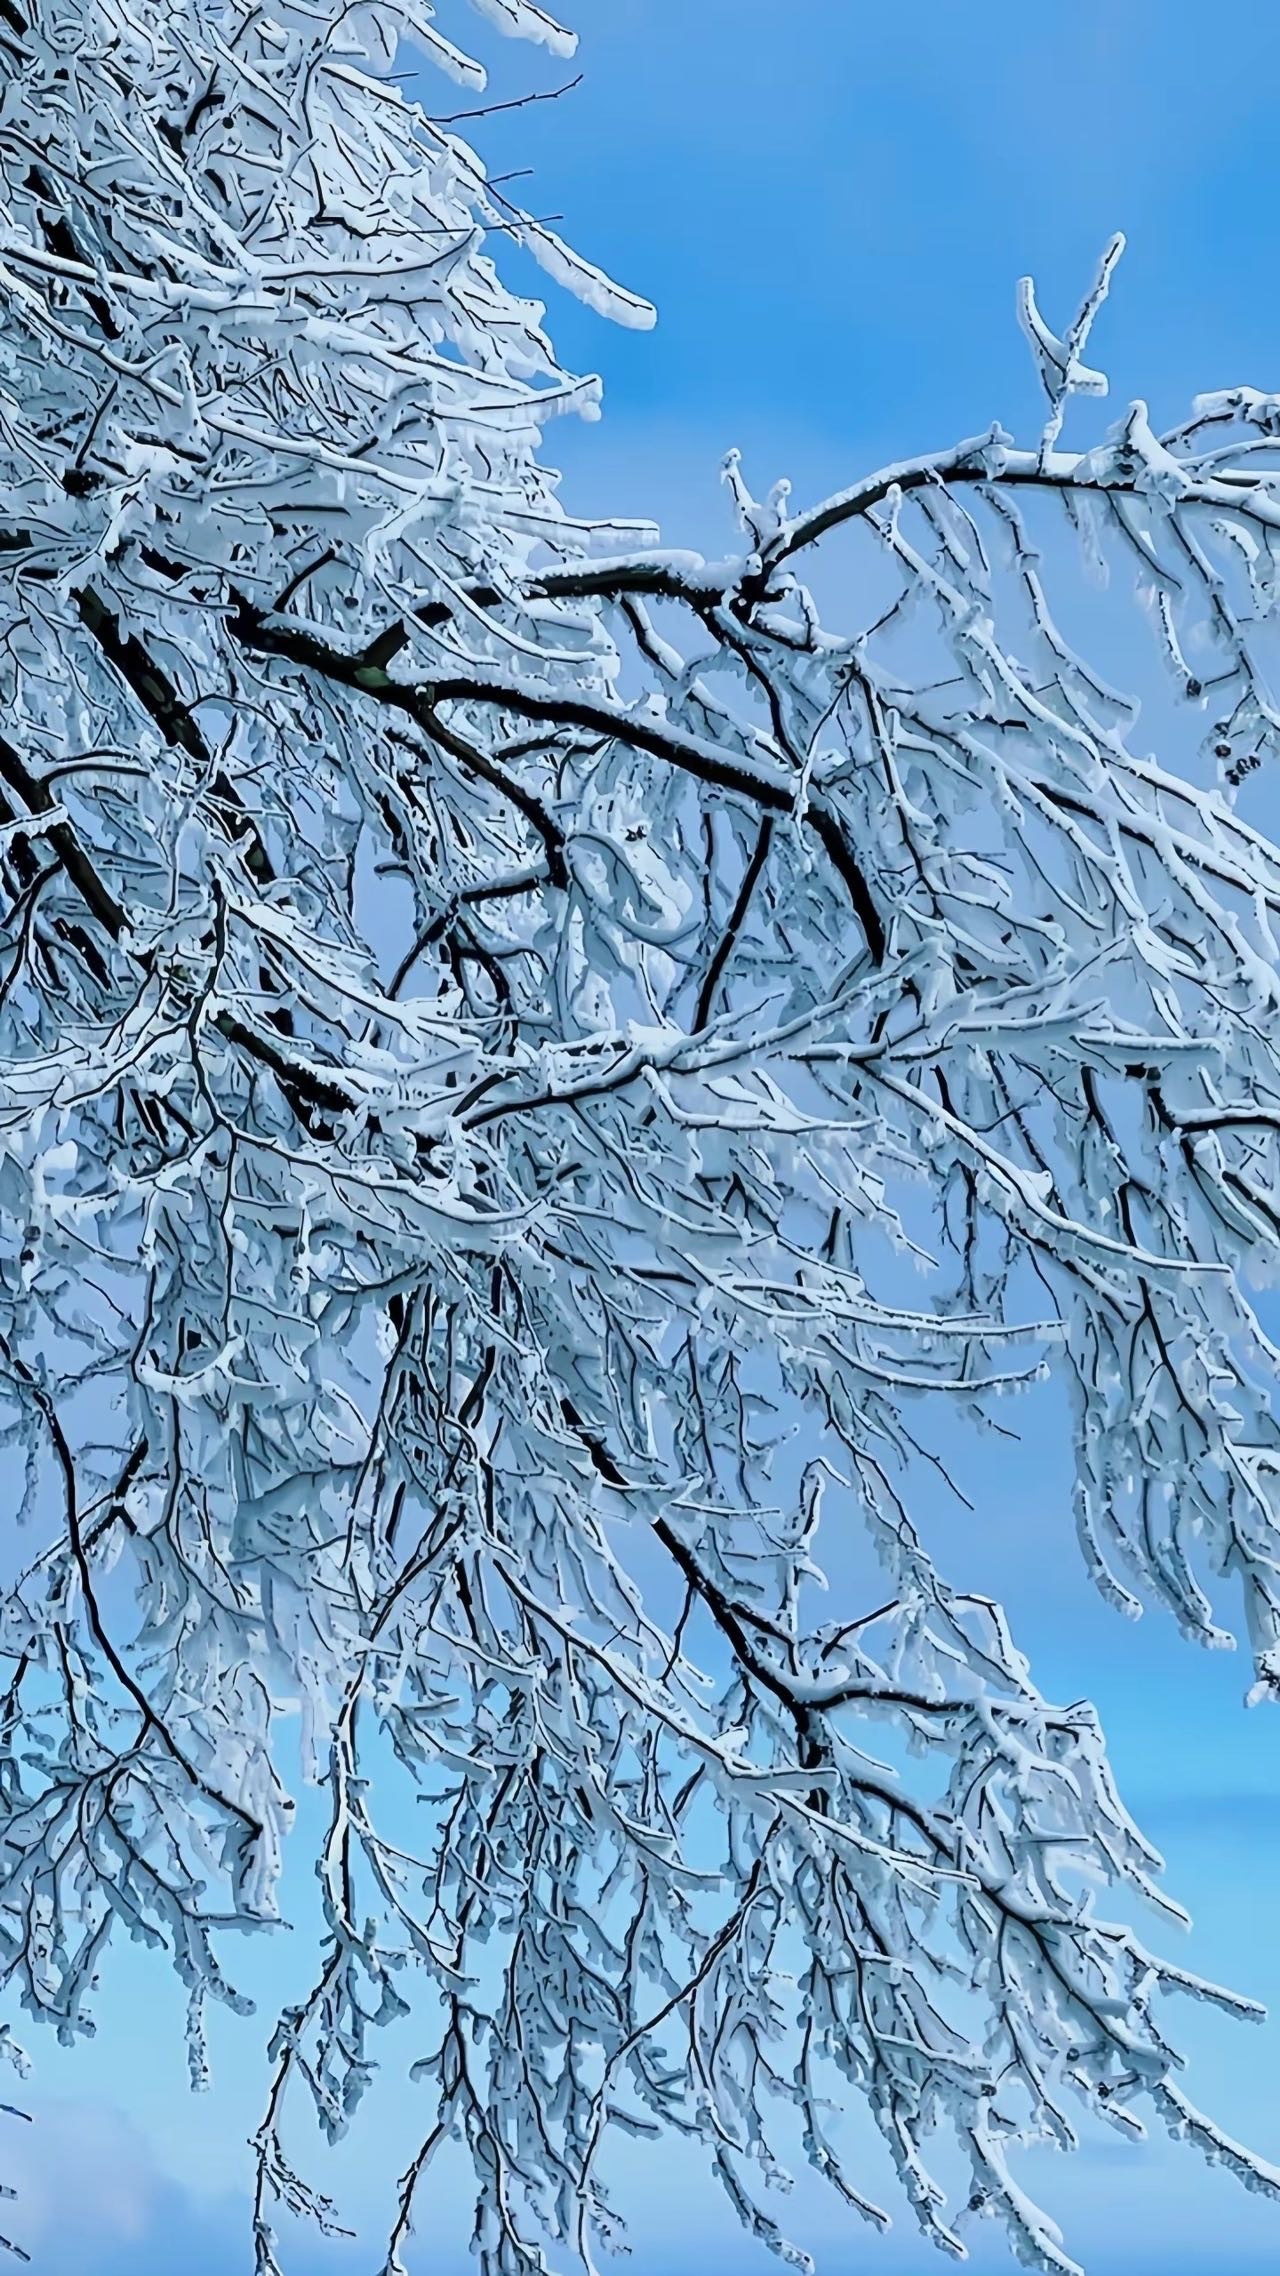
[{"xmin": 1, "ymin": 3, "xmax": 1280, "ymax": 2272}]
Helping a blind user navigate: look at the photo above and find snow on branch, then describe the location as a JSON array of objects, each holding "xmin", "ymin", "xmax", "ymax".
[{"xmin": 0, "ymin": 7, "xmax": 1279, "ymax": 2275}]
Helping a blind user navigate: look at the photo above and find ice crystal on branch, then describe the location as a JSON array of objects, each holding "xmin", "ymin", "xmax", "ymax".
[{"xmin": 0, "ymin": 5, "xmax": 1278, "ymax": 2274}]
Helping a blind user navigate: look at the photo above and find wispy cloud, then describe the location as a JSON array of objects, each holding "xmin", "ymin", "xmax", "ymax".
[{"xmin": 1, "ymin": 2099, "xmax": 249, "ymax": 2276}]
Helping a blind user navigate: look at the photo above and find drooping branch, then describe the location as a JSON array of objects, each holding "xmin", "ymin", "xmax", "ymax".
[{"xmin": 231, "ymin": 598, "xmax": 887, "ymax": 957}]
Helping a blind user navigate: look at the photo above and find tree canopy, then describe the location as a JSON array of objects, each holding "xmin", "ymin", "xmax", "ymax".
[{"xmin": 1, "ymin": 4, "xmax": 1280, "ymax": 2272}]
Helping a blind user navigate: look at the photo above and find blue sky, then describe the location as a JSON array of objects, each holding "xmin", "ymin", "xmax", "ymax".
[{"xmin": 16, "ymin": 5, "xmax": 1280, "ymax": 2272}]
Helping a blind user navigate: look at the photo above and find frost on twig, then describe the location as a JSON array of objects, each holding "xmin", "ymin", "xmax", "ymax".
[
  {"xmin": 1018, "ymin": 233, "xmax": 1125, "ymax": 457},
  {"xmin": 1, "ymin": 4, "xmax": 1280, "ymax": 2275}
]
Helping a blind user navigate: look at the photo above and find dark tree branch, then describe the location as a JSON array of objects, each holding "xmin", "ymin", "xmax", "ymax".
[{"xmin": 232, "ymin": 601, "xmax": 886, "ymax": 955}]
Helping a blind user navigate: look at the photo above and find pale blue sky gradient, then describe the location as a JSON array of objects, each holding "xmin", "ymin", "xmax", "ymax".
[{"xmin": 17, "ymin": 7, "xmax": 1280, "ymax": 2272}]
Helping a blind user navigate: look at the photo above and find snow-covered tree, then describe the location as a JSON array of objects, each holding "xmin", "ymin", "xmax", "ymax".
[{"xmin": 1, "ymin": 2, "xmax": 1280, "ymax": 2271}]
